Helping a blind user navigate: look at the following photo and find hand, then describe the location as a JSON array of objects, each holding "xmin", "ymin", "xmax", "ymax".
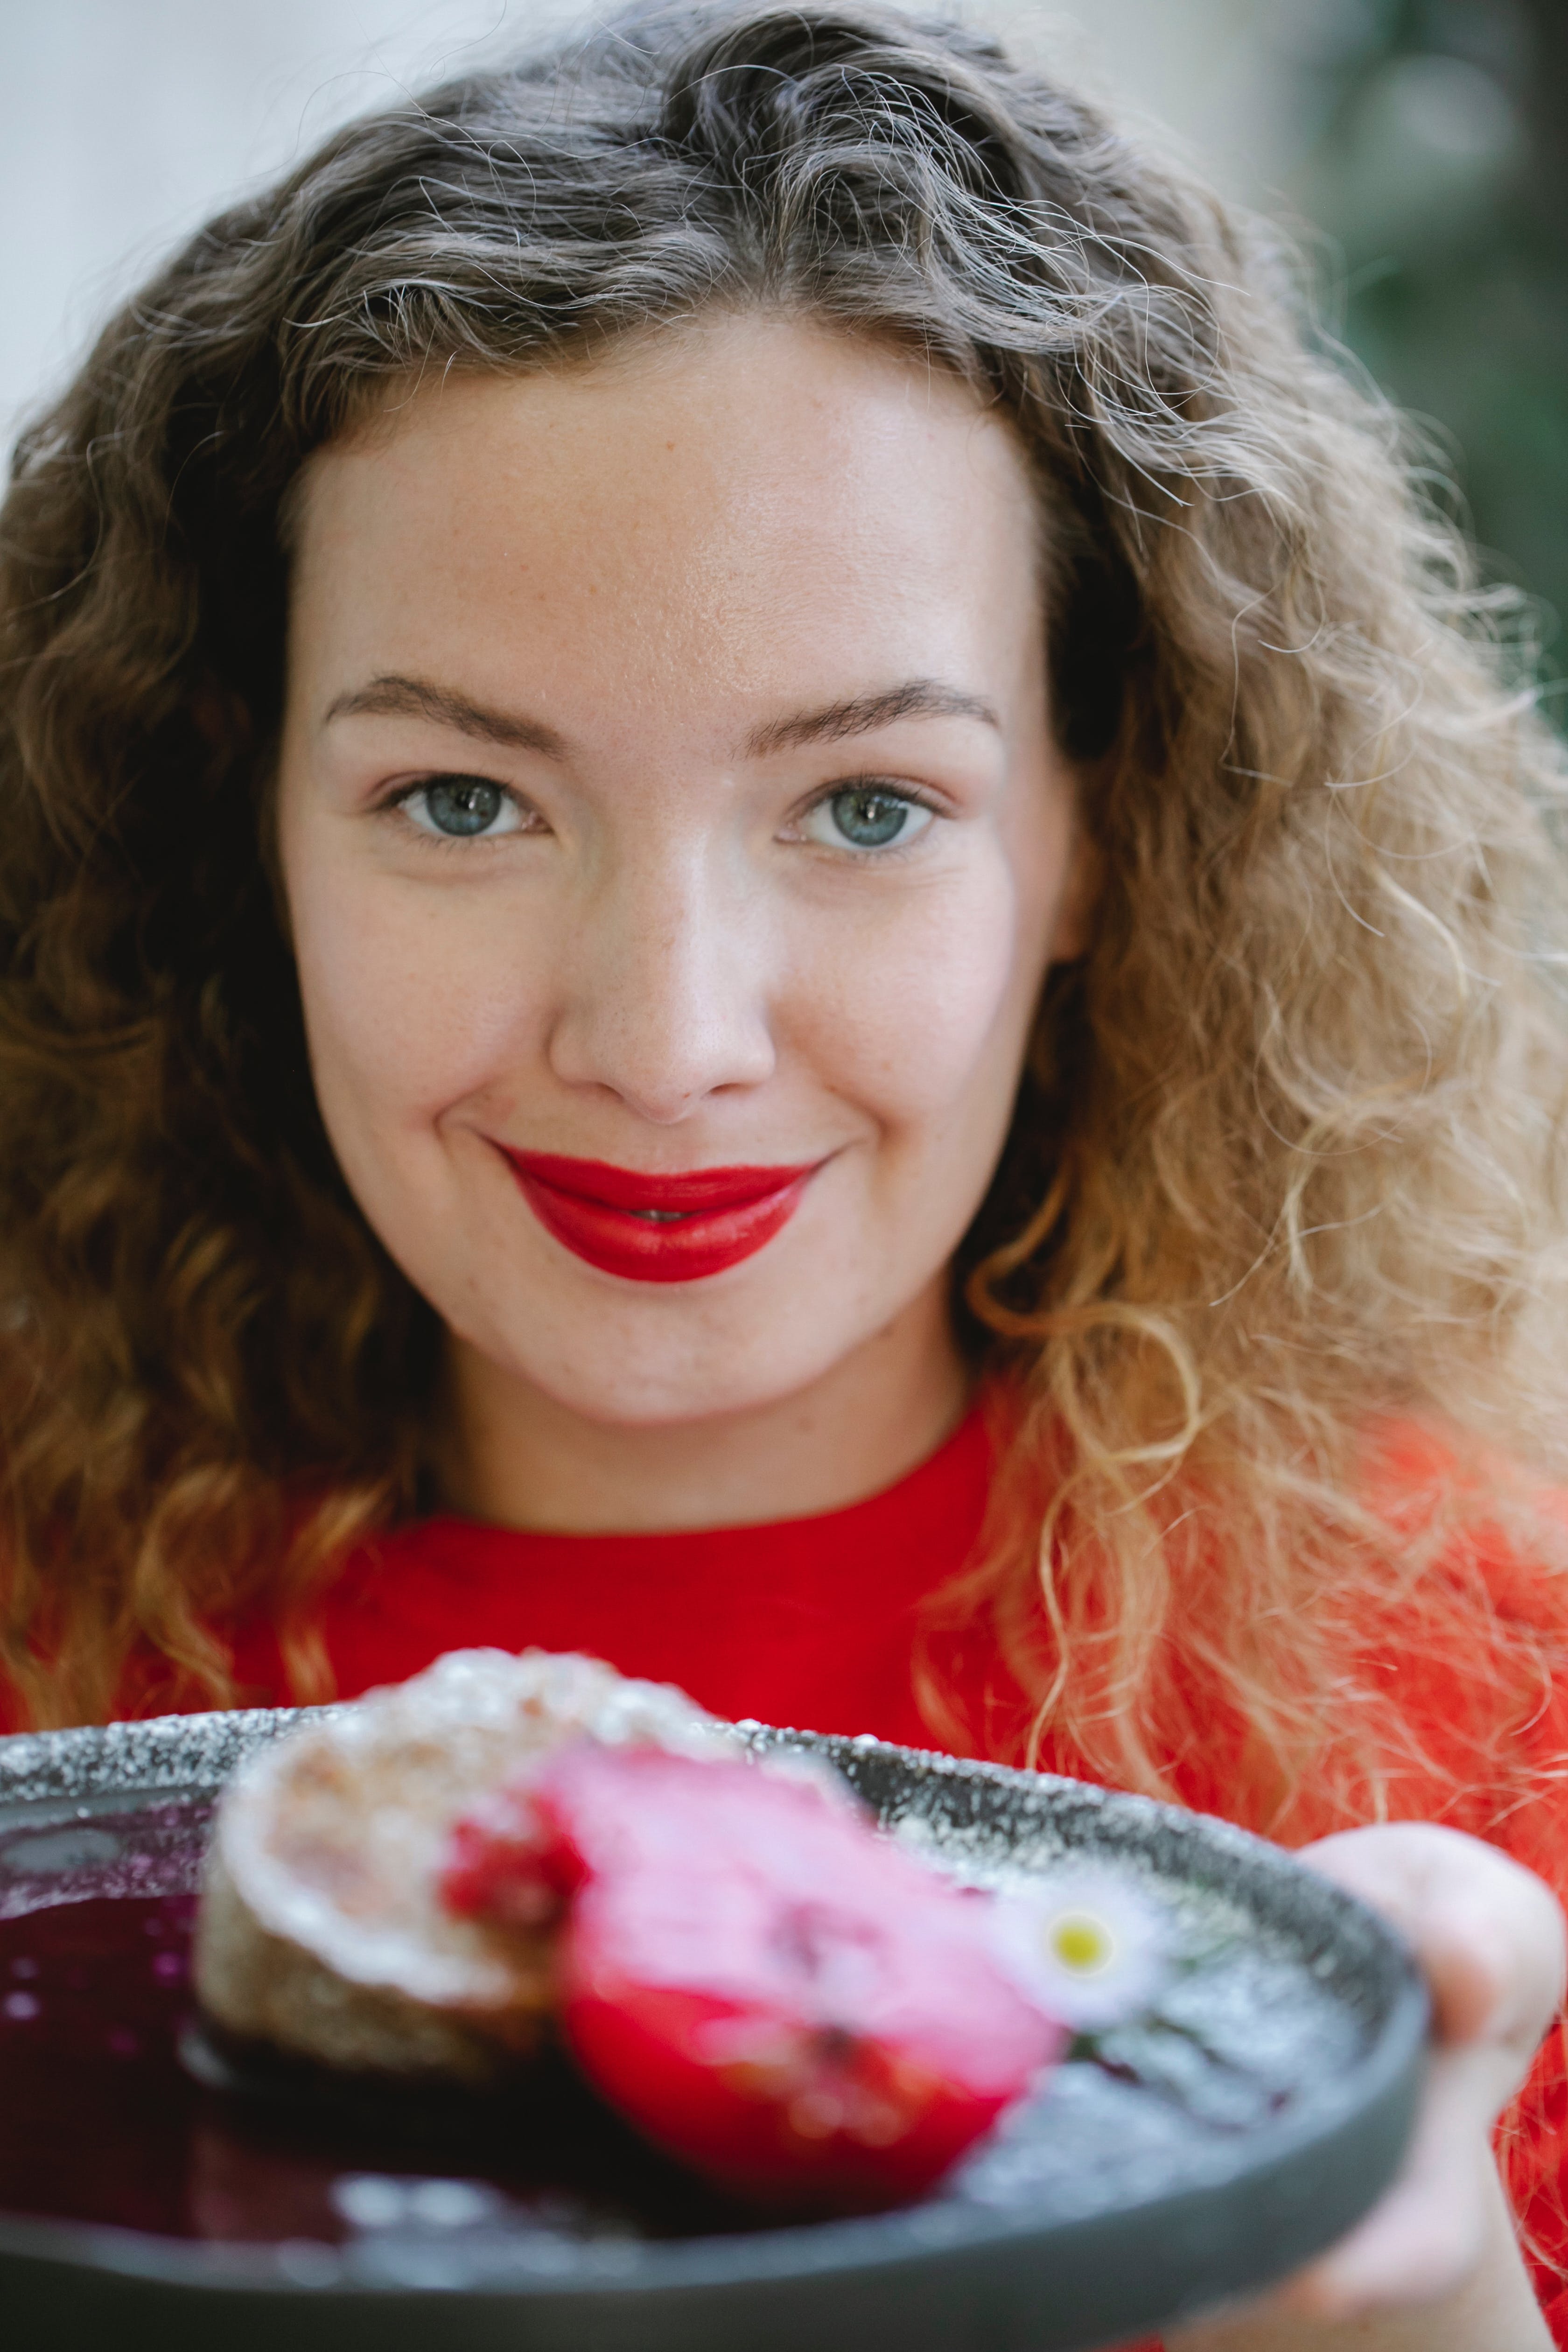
[{"xmin": 1169, "ymin": 1822, "xmax": 1566, "ymax": 2351}]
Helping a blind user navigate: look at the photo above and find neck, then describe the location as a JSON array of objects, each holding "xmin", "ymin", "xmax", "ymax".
[{"xmin": 438, "ymin": 1285, "xmax": 971, "ymax": 1534}]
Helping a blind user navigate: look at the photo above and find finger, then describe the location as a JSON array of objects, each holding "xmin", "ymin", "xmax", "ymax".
[{"xmin": 1301, "ymin": 1823, "xmax": 1566, "ymax": 2060}]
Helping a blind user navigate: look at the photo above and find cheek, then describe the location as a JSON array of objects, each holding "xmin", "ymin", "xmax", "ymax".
[
  {"xmin": 795, "ymin": 854, "xmax": 1035, "ymax": 1139},
  {"xmin": 287, "ymin": 859, "xmax": 548, "ymax": 1139}
]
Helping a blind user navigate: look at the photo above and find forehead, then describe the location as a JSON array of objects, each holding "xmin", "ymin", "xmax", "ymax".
[{"xmin": 283, "ymin": 317, "xmax": 1045, "ymax": 713}]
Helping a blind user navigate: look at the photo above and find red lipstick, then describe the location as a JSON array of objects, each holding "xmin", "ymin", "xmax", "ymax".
[{"xmin": 503, "ymin": 1153, "xmax": 819, "ymax": 1283}]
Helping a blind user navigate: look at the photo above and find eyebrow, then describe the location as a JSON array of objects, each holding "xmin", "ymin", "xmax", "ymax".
[
  {"xmin": 322, "ymin": 672, "xmax": 999, "ymax": 761},
  {"xmin": 742, "ymin": 680, "xmax": 1000, "ymax": 756},
  {"xmin": 322, "ymin": 675, "xmax": 568, "ymax": 757}
]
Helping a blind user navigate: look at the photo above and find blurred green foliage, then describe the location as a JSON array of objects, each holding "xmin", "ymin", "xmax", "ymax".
[{"xmin": 1291, "ymin": 0, "xmax": 1568, "ymax": 714}]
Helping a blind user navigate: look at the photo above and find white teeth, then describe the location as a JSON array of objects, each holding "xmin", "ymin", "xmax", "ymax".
[{"xmin": 629, "ymin": 1208, "xmax": 690, "ymax": 1223}]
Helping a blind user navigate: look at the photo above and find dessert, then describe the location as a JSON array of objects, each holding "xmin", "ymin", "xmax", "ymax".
[{"xmin": 195, "ymin": 1648, "xmax": 1114, "ymax": 2209}]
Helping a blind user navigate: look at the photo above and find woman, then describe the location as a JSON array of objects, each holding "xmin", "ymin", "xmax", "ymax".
[{"xmin": 0, "ymin": 4, "xmax": 1564, "ymax": 2342}]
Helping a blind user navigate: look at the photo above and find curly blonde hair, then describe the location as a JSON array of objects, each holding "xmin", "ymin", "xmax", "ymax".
[{"xmin": 2, "ymin": 3, "xmax": 1566, "ymax": 1852}]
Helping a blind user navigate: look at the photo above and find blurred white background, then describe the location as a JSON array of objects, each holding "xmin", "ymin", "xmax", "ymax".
[{"xmin": 0, "ymin": 0, "xmax": 1322, "ymax": 456}]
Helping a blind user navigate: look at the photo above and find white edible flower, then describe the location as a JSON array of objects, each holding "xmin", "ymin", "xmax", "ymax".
[{"xmin": 988, "ymin": 1867, "xmax": 1170, "ymax": 2032}]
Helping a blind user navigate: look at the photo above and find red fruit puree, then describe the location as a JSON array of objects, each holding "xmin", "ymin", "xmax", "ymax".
[
  {"xmin": 441, "ymin": 1745, "xmax": 1065, "ymax": 2207},
  {"xmin": 0, "ymin": 1886, "xmax": 754, "ymax": 2244}
]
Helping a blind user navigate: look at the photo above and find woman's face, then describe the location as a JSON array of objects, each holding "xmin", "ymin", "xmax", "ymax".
[{"xmin": 276, "ymin": 316, "xmax": 1087, "ymax": 1432}]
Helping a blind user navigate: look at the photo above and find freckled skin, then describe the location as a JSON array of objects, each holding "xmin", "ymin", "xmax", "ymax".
[{"xmin": 275, "ymin": 317, "xmax": 1089, "ymax": 1531}]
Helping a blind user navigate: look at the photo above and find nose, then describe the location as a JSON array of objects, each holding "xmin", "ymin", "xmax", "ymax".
[{"xmin": 546, "ymin": 844, "xmax": 777, "ymax": 1123}]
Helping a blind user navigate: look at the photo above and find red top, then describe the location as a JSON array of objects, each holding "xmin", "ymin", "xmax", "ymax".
[
  {"xmin": 226, "ymin": 1407, "xmax": 997, "ymax": 1740},
  {"xmin": 23, "ymin": 1403, "xmax": 1568, "ymax": 2340}
]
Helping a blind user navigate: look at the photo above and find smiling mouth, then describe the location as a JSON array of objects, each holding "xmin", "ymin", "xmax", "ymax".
[{"xmin": 500, "ymin": 1152, "xmax": 823, "ymax": 1283}]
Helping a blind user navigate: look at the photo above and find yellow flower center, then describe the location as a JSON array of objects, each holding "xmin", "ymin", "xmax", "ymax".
[{"xmin": 1047, "ymin": 1911, "xmax": 1116, "ymax": 1975}]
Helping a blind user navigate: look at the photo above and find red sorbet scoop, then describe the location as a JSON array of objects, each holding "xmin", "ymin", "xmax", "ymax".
[{"xmin": 440, "ymin": 1745, "xmax": 1064, "ymax": 2207}]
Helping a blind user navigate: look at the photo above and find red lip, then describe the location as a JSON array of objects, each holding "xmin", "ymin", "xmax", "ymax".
[{"xmin": 503, "ymin": 1152, "xmax": 820, "ymax": 1283}]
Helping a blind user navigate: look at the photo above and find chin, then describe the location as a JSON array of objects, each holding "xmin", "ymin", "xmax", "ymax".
[
  {"xmin": 476, "ymin": 1302, "xmax": 868, "ymax": 1434},
  {"xmin": 513, "ymin": 1351, "xmax": 825, "ymax": 1433}
]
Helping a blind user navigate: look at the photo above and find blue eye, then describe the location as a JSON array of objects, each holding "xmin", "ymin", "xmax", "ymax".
[
  {"xmin": 804, "ymin": 786, "xmax": 933, "ymax": 852},
  {"xmin": 403, "ymin": 777, "xmax": 521, "ymax": 838}
]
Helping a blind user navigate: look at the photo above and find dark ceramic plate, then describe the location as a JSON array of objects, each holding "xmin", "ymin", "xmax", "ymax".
[{"xmin": 0, "ymin": 1706, "xmax": 1427, "ymax": 2352}]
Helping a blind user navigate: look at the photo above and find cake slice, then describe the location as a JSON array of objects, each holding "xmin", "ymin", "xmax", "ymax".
[{"xmin": 193, "ymin": 1647, "xmax": 723, "ymax": 2084}]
